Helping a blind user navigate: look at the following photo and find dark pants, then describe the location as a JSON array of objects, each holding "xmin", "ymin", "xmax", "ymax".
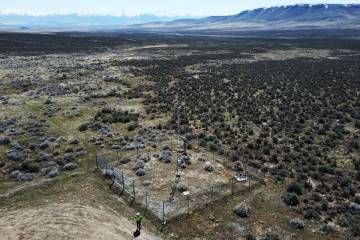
[{"xmin": 136, "ymin": 221, "xmax": 141, "ymax": 230}]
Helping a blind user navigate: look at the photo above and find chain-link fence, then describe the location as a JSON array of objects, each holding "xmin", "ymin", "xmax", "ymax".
[{"xmin": 95, "ymin": 152, "xmax": 266, "ymax": 226}]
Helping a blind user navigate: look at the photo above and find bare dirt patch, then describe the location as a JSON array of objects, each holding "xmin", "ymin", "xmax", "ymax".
[{"xmin": 0, "ymin": 203, "xmax": 162, "ymax": 240}]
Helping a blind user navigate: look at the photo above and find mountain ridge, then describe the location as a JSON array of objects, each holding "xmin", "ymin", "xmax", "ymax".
[
  {"xmin": 1, "ymin": 4, "xmax": 360, "ymax": 31},
  {"xmin": 0, "ymin": 13, "xmax": 194, "ymax": 27},
  {"xmin": 130, "ymin": 4, "xmax": 360, "ymax": 31}
]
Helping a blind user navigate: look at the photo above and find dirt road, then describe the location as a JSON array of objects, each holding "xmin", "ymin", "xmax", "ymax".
[{"xmin": 0, "ymin": 203, "xmax": 162, "ymax": 240}]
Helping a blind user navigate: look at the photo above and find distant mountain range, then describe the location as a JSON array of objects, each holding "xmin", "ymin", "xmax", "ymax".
[
  {"xmin": 130, "ymin": 4, "xmax": 360, "ymax": 31},
  {"xmin": 1, "ymin": 4, "xmax": 359, "ymax": 32},
  {"xmin": 0, "ymin": 13, "xmax": 191, "ymax": 28}
]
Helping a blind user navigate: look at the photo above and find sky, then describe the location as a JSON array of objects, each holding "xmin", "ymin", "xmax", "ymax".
[{"xmin": 1, "ymin": 0, "xmax": 360, "ymax": 16}]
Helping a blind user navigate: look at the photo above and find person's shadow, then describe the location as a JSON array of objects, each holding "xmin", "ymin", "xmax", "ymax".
[{"xmin": 133, "ymin": 229, "xmax": 141, "ymax": 238}]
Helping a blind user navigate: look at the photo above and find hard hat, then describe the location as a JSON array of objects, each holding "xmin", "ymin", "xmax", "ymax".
[{"xmin": 136, "ymin": 212, "xmax": 140, "ymax": 216}]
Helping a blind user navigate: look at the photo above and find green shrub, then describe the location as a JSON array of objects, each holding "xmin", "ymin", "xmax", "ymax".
[
  {"xmin": 287, "ymin": 182, "xmax": 303, "ymax": 195},
  {"xmin": 283, "ymin": 192, "xmax": 299, "ymax": 206}
]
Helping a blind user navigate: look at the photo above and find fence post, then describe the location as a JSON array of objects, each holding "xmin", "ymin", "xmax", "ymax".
[
  {"xmin": 110, "ymin": 175, "xmax": 114, "ymax": 189},
  {"xmin": 145, "ymin": 192, "xmax": 148, "ymax": 210},
  {"xmin": 187, "ymin": 199, "xmax": 190, "ymax": 216},
  {"xmin": 121, "ymin": 172, "xmax": 125, "ymax": 195},
  {"xmin": 162, "ymin": 201, "xmax": 166, "ymax": 225},
  {"xmin": 248, "ymin": 172, "xmax": 251, "ymax": 192},
  {"xmin": 95, "ymin": 152, "xmax": 98, "ymax": 168},
  {"xmin": 132, "ymin": 180, "xmax": 136, "ymax": 201},
  {"xmin": 170, "ymin": 136, "xmax": 173, "ymax": 150},
  {"xmin": 211, "ymin": 185, "xmax": 214, "ymax": 202},
  {"xmin": 263, "ymin": 171, "xmax": 266, "ymax": 185}
]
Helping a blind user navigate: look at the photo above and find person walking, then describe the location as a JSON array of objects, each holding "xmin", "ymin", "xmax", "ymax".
[{"xmin": 135, "ymin": 212, "xmax": 143, "ymax": 231}]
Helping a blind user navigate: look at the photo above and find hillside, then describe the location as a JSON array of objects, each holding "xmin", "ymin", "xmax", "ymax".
[{"xmin": 131, "ymin": 4, "xmax": 360, "ymax": 31}]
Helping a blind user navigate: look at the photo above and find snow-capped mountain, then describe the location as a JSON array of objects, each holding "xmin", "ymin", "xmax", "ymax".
[
  {"xmin": 132, "ymin": 4, "xmax": 360, "ymax": 31},
  {"xmin": 1, "ymin": 4, "xmax": 359, "ymax": 31}
]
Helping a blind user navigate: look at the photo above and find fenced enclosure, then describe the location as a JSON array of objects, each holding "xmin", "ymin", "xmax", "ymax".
[{"xmin": 95, "ymin": 149, "xmax": 266, "ymax": 225}]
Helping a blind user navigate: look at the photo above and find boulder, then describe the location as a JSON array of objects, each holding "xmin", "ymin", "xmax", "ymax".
[
  {"xmin": 234, "ymin": 203, "xmax": 251, "ymax": 218},
  {"xmin": 0, "ymin": 136, "xmax": 10, "ymax": 145},
  {"xmin": 62, "ymin": 162, "xmax": 79, "ymax": 171}
]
